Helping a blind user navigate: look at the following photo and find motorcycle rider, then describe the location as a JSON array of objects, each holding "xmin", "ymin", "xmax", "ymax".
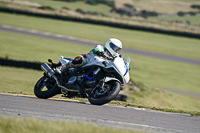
[{"xmin": 61, "ymin": 38, "xmax": 122, "ymax": 72}]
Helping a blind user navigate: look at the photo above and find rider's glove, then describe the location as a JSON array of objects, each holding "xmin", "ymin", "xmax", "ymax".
[
  {"xmin": 106, "ymin": 56, "xmax": 113, "ymax": 60},
  {"xmin": 96, "ymin": 51, "xmax": 113, "ymax": 60},
  {"xmin": 96, "ymin": 51, "xmax": 104, "ymax": 57}
]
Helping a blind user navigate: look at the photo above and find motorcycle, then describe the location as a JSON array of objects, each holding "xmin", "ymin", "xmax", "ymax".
[{"xmin": 34, "ymin": 53, "xmax": 130, "ymax": 105}]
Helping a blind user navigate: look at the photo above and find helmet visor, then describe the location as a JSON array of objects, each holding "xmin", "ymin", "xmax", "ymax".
[{"xmin": 110, "ymin": 42, "xmax": 121, "ymax": 53}]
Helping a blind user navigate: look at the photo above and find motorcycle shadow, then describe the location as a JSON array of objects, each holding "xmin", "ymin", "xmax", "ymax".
[{"xmin": 47, "ymin": 94, "xmax": 127, "ymax": 105}]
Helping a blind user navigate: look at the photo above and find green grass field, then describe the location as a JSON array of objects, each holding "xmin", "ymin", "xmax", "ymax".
[{"xmin": 1, "ymin": 12, "xmax": 200, "ymax": 60}]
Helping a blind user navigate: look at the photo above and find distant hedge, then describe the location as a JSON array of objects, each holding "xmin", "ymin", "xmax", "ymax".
[
  {"xmin": 177, "ymin": 11, "xmax": 197, "ymax": 17},
  {"xmin": 85, "ymin": 0, "xmax": 114, "ymax": 8},
  {"xmin": 191, "ymin": 4, "xmax": 200, "ymax": 10},
  {"xmin": 0, "ymin": 6, "xmax": 200, "ymax": 39},
  {"xmin": 54, "ymin": 0, "xmax": 114, "ymax": 8},
  {"xmin": 38, "ymin": 6, "xmax": 55, "ymax": 11},
  {"xmin": 0, "ymin": 58, "xmax": 41, "ymax": 71}
]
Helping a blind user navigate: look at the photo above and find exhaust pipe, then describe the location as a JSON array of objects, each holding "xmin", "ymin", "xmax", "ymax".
[
  {"xmin": 41, "ymin": 63, "xmax": 55, "ymax": 77},
  {"xmin": 41, "ymin": 63, "xmax": 79, "ymax": 92}
]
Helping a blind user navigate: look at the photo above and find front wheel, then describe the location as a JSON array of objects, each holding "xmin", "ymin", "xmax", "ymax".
[
  {"xmin": 34, "ymin": 75, "xmax": 60, "ymax": 99},
  {"xmin": 88, "ymin": 81, "xmax": 121, "ymax": 105}
]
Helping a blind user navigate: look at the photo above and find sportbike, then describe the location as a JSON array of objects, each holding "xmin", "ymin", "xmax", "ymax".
[{"xmin": 34, "ymin": 53, "xmax": 130, "ymax": 105}]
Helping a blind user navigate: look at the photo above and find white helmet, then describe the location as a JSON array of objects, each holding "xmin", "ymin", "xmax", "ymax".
[{"xmin": 105, "ymin": 38, "xmax": 122, "ymax": 57}]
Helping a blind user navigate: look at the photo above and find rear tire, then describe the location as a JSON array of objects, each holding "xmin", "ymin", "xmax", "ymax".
[
  {"xmin": 88, "ymin": 81, "xmax": 121, "ymax": 105},
  {"xmin": 34, "ymin": 76, "xmax": 60, "ymax": 99}
]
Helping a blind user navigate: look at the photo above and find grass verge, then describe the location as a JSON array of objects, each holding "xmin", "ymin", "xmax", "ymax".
[
  {"xmin": 0, "ymin": 116, "xmax": 144, "ymax": 133},
  {"xmin": 110, "ymin": 101, "xmax": 200, "ymax": 116}
]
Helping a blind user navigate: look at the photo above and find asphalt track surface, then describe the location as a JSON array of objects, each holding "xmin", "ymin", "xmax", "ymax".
[
  {"xmin": 1, "ymin": 24, "xmax": 200, "ymax": 66},
  {"xmin": 1, "ymin": 94, "xmax": 200, "ymax": 133}
]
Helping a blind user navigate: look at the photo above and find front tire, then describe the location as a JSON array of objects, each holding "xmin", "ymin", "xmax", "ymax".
[
  {"xmin": 34, "ymin": 76, "xmax": 60, "ymax": 99},
  {"xmin": 88, "ymin": 81, "xmax": 121, "ymax": 105}
]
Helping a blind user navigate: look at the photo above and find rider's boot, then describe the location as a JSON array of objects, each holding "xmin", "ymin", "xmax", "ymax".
[{"xmin": 61, "ymin": 61, "xmax": 84, "ymax": 72}]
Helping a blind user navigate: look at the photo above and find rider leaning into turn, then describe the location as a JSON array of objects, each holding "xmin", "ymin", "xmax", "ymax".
[{"xmin": 61, "ymin": 38, "xmax": 122, "ymax": 72}]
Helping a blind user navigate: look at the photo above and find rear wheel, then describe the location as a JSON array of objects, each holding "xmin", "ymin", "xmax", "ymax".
[
  {"xmin": 34, "ymin": 75, "xmax": 60, "ymax": 99},
  {"xmin": 88, "ymin": 81, "xmax": 121, "ymax": 105}
]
